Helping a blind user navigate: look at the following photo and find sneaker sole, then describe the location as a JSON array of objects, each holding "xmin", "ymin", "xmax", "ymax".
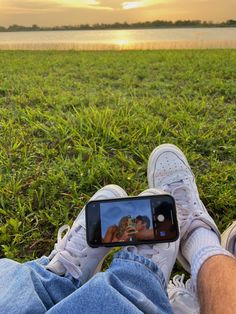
[{"xmin": 221, "ymin": 221, "xmax": 236, "ymax": 255}]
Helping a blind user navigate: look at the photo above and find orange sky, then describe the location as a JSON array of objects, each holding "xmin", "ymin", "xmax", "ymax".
[{"xmin": 0, "ymin": 0, "xmax": 235, "ymax": 26}]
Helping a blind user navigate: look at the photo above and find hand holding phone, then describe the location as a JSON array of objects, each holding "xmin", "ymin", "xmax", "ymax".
[
  {"xmin": 128, "ymin": 218, "xmax": 137, "ymax": 232},
  {"xmin": 119, "ymin": 225, "xmax": 137, "ymax": 242}
]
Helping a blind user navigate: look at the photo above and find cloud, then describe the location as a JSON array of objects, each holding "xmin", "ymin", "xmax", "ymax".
[
  {"xmin": 0, "ymin": 0, "xmax": 235, "ymax": 26},
  {"xmin": 1, "ymin": 0, "xmax": 60, "ymax": 11},
  {"xmin": 0, "ymin": 0, "xmax": 168, "ymax": 12},
  {"xmin": 0, "ymin": 0, "xmax": 113, "ymax": 12},
  {"xmin": 57, "ymin": 0, "xmax": 113, "ymax": 10},
  {"xmin": 98, "ymin": 0, "xmax": 125, "ymax": 9}
]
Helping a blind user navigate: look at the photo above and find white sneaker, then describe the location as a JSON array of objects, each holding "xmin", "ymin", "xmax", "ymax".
[
  {"xmin": 221, "ymin": 221, "xmax": 236, "ymax": 256},
  {"xmin": 123, "ymin": 188, "xmax": 180, "ymax": 284},
  {"xmin": 147, "ymin": 143, "xmax": 220, "ymax": 272},
  {"xmin": 168, "ymin": 274, "xmax": 200, "ymax": 314},
  {"xmin": 46, "ymin": 184, "xmax": 128, "ymax": 283}
]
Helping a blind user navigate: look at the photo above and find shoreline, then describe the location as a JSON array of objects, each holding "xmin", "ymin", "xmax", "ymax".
[
  {"xmin": 1, "ymin": 26, "xmax": 236, "ymax": 33},
  {"xmin": 0, "ymin": 40, "xmax": 236, "ymax": 51}
]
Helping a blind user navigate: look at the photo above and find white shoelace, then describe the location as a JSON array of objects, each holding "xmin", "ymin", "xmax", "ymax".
[
  {"xmin": 125, "ymin": 244, "xmax": 167, "ymax": 267},
  {"xmin": 50, "ymin": 224, "xmax": 89, "ymax": 279},
  {"xmin": 168, "ymin": 274, "xmax": 200, "ymax": 314},
  {"xmin": 125, "ymin": 244, "xmax": 157, "ymax": 257},
  {"xmin": 168, "ymin": 274, "xmax": 195, "ymax": 297},
  {"xmin": 163, "ymin": 179, "xmax": 204, "ymax": 237}
]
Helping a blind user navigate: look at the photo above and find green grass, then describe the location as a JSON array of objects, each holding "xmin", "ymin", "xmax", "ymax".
[{"xmin": 0, "ymin": 50, "xmax": 235, "ymax": 268}]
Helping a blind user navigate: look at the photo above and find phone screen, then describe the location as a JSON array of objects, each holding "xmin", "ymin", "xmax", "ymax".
[{"xmin": 85, "ymin": 195, "xmax": 179, "ymax": 247}]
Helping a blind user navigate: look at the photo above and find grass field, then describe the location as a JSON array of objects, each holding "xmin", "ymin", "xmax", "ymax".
[{"xmin": 0, "ymin": 50, "xmax": 235, "ymax": 268}]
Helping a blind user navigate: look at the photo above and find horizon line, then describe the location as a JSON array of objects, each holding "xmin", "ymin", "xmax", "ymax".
[{"xmin": 1, "ymin": 18, "xmax": 236, "ymax": 29}]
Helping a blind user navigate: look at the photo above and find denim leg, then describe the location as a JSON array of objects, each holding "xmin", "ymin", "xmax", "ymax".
[
  {"xmin": 47, "ymin": 251, "xmax": 174, "ymax": 314},
  {"xmin": 0, "ymin": 257, "xmax": 80, "ymax": 314}
]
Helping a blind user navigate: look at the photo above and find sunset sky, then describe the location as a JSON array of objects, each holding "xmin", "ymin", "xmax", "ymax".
[{"xmin": 0, "ymin": 0, "xmax": 235, "ymax": 27}]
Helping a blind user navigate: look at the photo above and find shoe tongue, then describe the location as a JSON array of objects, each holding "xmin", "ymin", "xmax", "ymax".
[
  {"xmin": 67, "ymin": 226, "xmax": 87, "ymax": 252},
  {"xmin": 173, "ymin": 185, "xmax": 197, "ymax": 211},
  {"xmin": 165, "ymin": 180, "xmax": 190, "ymax": 202}
]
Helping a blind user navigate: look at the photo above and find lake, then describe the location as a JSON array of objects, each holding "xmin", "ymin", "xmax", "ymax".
[{"xmin": 0, "ymin": 28, "xmax": 236, "ymax": 50}]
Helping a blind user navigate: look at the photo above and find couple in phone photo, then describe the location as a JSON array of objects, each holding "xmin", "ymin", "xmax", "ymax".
[{"xmin": 102, "ymin": 214, "xmax": 154, "ymax": 243}]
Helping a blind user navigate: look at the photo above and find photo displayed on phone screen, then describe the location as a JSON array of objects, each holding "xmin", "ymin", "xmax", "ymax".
[
  {"xmin": 86, "ymin": 195, "xmax": 179, "ymax": 247},
  {"xmin": 100, "ymin": 199, "xmax": 155, "ymax": 243}
]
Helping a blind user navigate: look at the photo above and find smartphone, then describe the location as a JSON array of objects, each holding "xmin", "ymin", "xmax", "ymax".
[{"xmin": 85, "ymin": 194, "xmax": 179, "ymax": 248}]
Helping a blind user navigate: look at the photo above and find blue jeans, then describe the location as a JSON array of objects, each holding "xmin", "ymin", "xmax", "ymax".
[{"xmin": 0, "ymin": 251, "xmax": 173, "ymax": 314}]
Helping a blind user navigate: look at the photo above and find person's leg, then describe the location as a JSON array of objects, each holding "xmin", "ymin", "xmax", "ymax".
[
  {"xmin": 167, "ymin": 221, "xmax": 236, "ymax": 314},
  {"xmin": 198, "ymin": 255, "xmax": 236, "ymax": 314},
  {"xmin": 0, "ymin": 185, "xmax": 127, "ymax": 314},
  {"xmin": 47, "ymin": 188, "xmax": 179, "ymax": 314},
  {"xmin": 147, "ymin": 144, "xmax": 235, "ymax": 313},
  {"xmin": 197, "ymin": 221, "xmax": 236, "ymax": 313},
  {"xmin": 47, "ymin": 250, "xmax": 172, "ymax": 314},
  {"xmin": 0, "ymin": 257, "xmax": 77, "ymax": 314}
]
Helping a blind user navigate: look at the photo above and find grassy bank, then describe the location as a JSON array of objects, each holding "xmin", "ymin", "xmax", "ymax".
[{"xmin": 0, "ymin": 50, "xmax": 235, "ymax": 265}]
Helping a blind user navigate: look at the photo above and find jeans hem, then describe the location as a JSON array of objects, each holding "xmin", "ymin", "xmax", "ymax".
[{"xmin": 114, "ymin": 251, "xmax": 167, "ymax": 290}]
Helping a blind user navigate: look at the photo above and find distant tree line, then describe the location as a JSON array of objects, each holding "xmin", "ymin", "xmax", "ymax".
[{"xmin": 1, "ymin": 19, "xmax": 236, "ymax": 32}]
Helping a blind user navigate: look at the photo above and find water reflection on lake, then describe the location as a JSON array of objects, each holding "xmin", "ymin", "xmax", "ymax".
[{"xmin": 0, "ymin": 28, "xmax": 235, "ymax": 50}]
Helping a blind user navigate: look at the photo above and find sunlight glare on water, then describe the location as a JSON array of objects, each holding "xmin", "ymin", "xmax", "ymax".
[
  {"xmin": 0, "ymin": 28, "xmax": 235, "ymax": 50},
  {"xmin": 113, "ymin": 39, "xmax": 130, "ymax": 46},
  {"xmin": 112, "ymin": 30, "xmax": 132, "ymax": 47}
]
